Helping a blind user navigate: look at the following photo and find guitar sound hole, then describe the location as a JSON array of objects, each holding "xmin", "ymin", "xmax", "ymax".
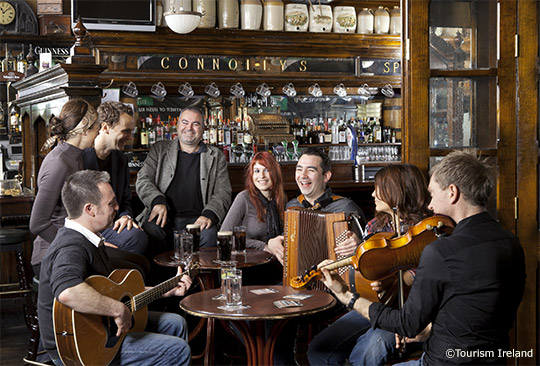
[{"xmin": 102, "ymin": 295, "xmax": 133, "ymax": 348}]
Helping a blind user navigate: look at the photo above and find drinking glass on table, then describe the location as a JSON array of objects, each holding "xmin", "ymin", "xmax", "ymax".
[
  {"xmin": 186, "ymin": 224, "xmax": 201, "ymax": 253},
  {"xmin": 174, "ymin": 230, "xmax": 193, "ymax": 267},
  {"xmin": 217, "ymin": 231, "xmax": 233, "ymax": 262},
  {"xmin": 233, "ymin": 226, "xmax": 247, "ymax": 253},
  {"xmin": 223, "ymin": 269, "xmax": 243, "ymax": 308}
]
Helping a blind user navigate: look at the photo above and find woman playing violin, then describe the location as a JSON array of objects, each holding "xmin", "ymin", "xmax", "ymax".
[{"xmin": 308, "ymin": 164, "xmax": 432, "ymax": 366}]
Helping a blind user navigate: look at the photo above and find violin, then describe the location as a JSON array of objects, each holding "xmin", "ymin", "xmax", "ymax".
[{"xmin": 290, "ymin": 215, "xmax": 455, "ymax": 290}]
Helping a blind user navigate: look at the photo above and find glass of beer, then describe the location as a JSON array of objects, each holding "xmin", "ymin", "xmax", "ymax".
[
  {"xmin": 217, "ymin": 231, "xmax": 233, "ymax": 262},
  {"xmin": 186, "ymin": 224, "xmax": 201, "ymax": 253},
  {"xmin": 233, "ymin": 226, "xmax": 247, "ymax": 253}
]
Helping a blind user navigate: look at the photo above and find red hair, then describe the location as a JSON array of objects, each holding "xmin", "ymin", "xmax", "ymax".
[{"xmin": 244, "ymin": 152, "xmax": 286, "ymax": 222}]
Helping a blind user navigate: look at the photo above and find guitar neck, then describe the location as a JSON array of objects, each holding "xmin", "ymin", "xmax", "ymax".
[{"xmin": 132, "ymin": 273, "xmax": 185, "ymax": 311}]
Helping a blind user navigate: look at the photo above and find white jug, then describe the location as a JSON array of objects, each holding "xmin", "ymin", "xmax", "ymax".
[
  {"xmin": 357, "ymin": 8, "xmax": 373, "ymax": 34},
  {"xmin": 333, "ymin": 6, "xmax": 356, "ymax": 33},
  {"xmin": 218, "ymin": 0, "xmax": 239, "ymax": 28},
  {"xmin": 284, "ymin": 3, "xmax": 308, "ymax": 32},
  {"xmin": 241, "ymin": 0, "xmax": 262, "ymax": 30},
  {"xmin": 263, "ymin": 0, "xmax": 284, "ymax": 31},
  {"xmin": 193, "ymin": 0, "xmax": 217, "ymax": 28},
  {"xmin": 309, "ymin": 4, "xmax": 332, "ymax": 33},
  {"xmin": 390, "ymin": 6, "xmax": 401, "ymax": 35},
  {"xmin": 374, "ymin": 6, "xmax": 390, "ymax": 34}
]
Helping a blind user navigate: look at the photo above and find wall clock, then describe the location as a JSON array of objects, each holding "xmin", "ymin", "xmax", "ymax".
[{"xmin": 0, "ymin": 0, "xmax": 38, "ymax": 34}]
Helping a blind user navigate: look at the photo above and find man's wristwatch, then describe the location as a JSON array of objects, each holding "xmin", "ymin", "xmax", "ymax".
[{"xmin": 347, "ymin": 292, "xmax": 360, "ymax": 311}]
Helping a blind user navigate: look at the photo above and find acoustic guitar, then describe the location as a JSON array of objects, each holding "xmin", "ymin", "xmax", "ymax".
[{"xmin": 53, "ymin": 263, "xmax": 199, "ymax": 366}]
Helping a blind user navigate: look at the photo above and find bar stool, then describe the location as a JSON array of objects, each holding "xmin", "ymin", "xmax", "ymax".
[{"xmin": 0, "ymin": 228, "xmax": 33, "ymax": 326}]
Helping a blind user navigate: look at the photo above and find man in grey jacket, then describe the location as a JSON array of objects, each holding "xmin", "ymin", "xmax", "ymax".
[{"xmin": 136, "ymin": 107, "xmax": 231, "ymax": 251}]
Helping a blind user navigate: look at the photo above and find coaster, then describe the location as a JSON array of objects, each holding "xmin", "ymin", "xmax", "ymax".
[{"xmin": 217, "ymin": 305, "xmax": 251, "ymax": 311}]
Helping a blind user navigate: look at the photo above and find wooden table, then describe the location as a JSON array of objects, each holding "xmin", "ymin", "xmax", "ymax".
[
  {"xmin": 180, "ymin": 285, "xmax": 336, "ymax": 366},
  {"xmin": 155, "ymin": 247, "xmax": 275, "ymax": 363}
]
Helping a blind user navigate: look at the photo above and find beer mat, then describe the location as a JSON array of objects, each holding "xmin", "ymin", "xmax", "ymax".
[
  {"xmin": 283, "ymin": 293, "xmax": 314, "ymax": 300},
  {"xmin": 212, "ymin": 260, "xmax": 238, "ymax": 265},
  {"xmin": 250, "ymin": 288, "xmax": 279, "ymax": 295},
  {"xmin": 212, "ymin": 294, "xmax": 226, "ymax": 300},
  {"xmin": 217, "ymin": 305, "xmax": 251, "ymax": 311},
  {"xmin": 273, "ymin": 300, "xmax": 304, "ymax": 308}
]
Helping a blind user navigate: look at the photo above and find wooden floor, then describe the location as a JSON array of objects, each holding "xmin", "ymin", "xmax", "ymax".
[{"xmin": 1, "ymin": 299, "xmax": 29, "ymax": 366}]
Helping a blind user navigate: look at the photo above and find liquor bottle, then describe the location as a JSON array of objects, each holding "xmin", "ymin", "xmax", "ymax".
[
  {"xmin": 357, "ymin": 119, "xmax": 365, "ymax": 143},
  {"xmin": 16, "ymin": 45, "xmax": 27, "ymax": 75},
  {"xmin": 243, "ymin": 117, "xmax": 253, "ymax": 145},
  {"xmin": 324, "ymin": 120, "xmax": 332, "ymax": 143},
  {"xmin": 164, "ymin": 115, "xmax": 171, "ymax": 140},
  {"xmin": 237, "ymin": 120, "xmax": 244, "ymax": 145},
  {"xmin": 231, "ymin": 118, "xmax": 238, "ymax": 145},
  {"xmin": 338, "ymin": 119, "xmax": 347, "ymax": 143},
  {"xmin": 374, "ymin": 118, "xmax": 382, "ymax": 143},
  {"xmin": 217, "ymin": 116, "xmax": 224, "ymax": 146},
  {"xmin": 224, "ymin": 119, "xmax": 232, "ymax": 146},
  {"xmin": 140, "ymin": 118, "xmax": 149, "ymax": 148},
  {"xmin": 391, "ymin": 129, "xmax": 396, "ymax": 143},
  {"xmin": 148, "ymin": 115, "xmax": 156, "ymax": 145},
  {"xmin": 171, "ymin": 117, "xmax": 178, "ymax": 140},
  {"xmin": 155, "ymin": 115, "xmax": 164, "ymax": 141},
  {"xmin": 2, "ymin": 44, "xmax": 15, "ymax": 72},
  {"xmin": 331, "ymin": 118, "xmax": 339, "ymax": 144},
  {"xmin": 366, "ymin": 118, "xmax": 374, "ymax": 143},
  {"xmin": 209, "ymin": 116, "xmax": 217, "ymax": 145}
]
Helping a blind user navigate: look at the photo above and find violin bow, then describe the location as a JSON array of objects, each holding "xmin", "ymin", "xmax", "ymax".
[{"xmin": 392, "ymin": 206, "xmax": 407, "ymax": 356}]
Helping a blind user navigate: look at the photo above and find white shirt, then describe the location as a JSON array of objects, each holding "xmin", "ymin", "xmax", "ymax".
[{"xmin": 64, "ymin": 218, "xmax": 104, "ymax": 248}]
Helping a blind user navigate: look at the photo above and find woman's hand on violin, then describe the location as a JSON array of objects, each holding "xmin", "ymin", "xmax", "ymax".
[
  {"xmin": 319, "ymin": 260, "xmax": 349, "ymax": 295},
  {"xmin": 265, "ymin": 236, "xmax": 285, "ymax": 264},
  {"xmin": 334, "ymin": 231, "xmax": 360, "ymax": 257}
]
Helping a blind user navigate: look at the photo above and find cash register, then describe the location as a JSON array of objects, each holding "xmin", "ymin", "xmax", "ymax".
[{"xmin": 0, "ymin": 141, "xmax": 22, "ymax": 179}]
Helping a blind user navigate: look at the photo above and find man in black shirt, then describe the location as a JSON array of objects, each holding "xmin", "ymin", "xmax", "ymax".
[
  {"xmin": 320, "ymin": 151, "xmax": 526, "ymax": 365},
  {"xmin": 83, "ymin": 101, "xmax": 148, "ymax": 254},
  {"xmin": 136, "ymin": 107, "xmax": 231, "ymax": 251},
  {"xmin": 38, "ymin": 170, "xmax": 192, "ymax": 365}
]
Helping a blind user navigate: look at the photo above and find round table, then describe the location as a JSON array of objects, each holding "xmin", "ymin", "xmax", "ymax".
[
  {"xmin": 180, "ymin": 285, "xmax": 336, "ymax": 365},
  {"xmin": 155, "ymin": 247, "xmax": 276, "ymax": 363}
]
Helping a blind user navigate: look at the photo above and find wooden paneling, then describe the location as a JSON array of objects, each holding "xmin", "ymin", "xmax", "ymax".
[{"xmin": 516, "ymin": 0, "xmax": 539, "ymax": 363}]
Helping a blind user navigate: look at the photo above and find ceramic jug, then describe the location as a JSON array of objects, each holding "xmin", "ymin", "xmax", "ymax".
[
  {"xmin": 284, "ymin": 3, "xmax": 308, "ymax": 32},
  {"xmin": 309, "ymin": 4, "xmax": 332, "ymax": 33},
  {"xmin": 193, "ymin": 0, "xmax": 217, "ymax": 28},
  {"xmin": 357, "ymin": 8, "xmax": 373, "ymax": 34},
  {"xmin": 156, "ymin": 0, "xmax": 164, "ymax": 26},
  {"xmin": 390, "ymin": 6, "xmax": 401, "ymax": 35},
  {"xmin": 218, "ymin": 0, "xmax": 239, "ymax": 28},
  {"xmin": 374, "ymin": 6, "xmax": 390, "ymax": 34},
  {"xmin": 241, "ymin": 0, "xmax": 262, "ymax": 30},
  {"xmin": 263, "ymin": 0, "xmax": 284, "ymax": 31},
  {"xmin": 333, "ymin": 6, "xmax": 356, "ymax": 33}
]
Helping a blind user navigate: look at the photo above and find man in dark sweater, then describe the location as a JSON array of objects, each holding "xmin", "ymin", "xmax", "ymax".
[
  {"xmin": 136, "ymin": 107, "xmax": 231, "ymax": 252},
  {"xmin": 83, "ymin": 101, "xmax": 148, "ymax": 254},
  {"xmin": 38, "ymin": 170, "xmax": 192, "ymax": 365},
  {"xmin": 320, "ymin": 151, "xmax": 526, "ymax": 365}
]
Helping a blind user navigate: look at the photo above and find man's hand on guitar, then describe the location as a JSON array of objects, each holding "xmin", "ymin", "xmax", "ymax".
[
  {"xmin": 265, "ymin": 235, "xmax": 285, "ymax": 264},
  {"xmin": 163, "ymin": 267, "xmax": 193, "ymax": 297},
  {"xmin": 335, "ymin": 231, "xmax": 360, "ymax": 257},
  {"xmin": 113, "ymin": 303, "xmax": 132, "ymax": 337}
]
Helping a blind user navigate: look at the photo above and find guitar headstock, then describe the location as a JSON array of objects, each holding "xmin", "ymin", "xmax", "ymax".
[{"xmin": 186, "ymin": 261, "xmax": 200, "ymax": 278}]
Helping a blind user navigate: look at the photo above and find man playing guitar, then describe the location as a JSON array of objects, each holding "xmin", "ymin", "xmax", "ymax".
[{"xmin": 38, "ymin": 170, "xmax": 192, "ymax": 366}]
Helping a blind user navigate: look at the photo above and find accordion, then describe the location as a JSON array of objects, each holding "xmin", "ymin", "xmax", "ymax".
[{"xmin": 283, "ymin": 209, "xmax": 380, "ymax": 302}]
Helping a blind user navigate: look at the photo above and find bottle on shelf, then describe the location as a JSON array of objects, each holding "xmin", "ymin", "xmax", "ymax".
[
  {"xmin": 148, "ymin": 115, "xmax": 156, "ymax": 145},
  {"xmin": 224, "ymin": 119, "xmax": 232, "ymax": 146},
  {"xmin": 338, "ymin": 119, "xmax": 347, "ymax": 143},
  {"xmin": 155, "ymin": 115, "xmax": 164, "ymax": 141},
  {"xmin": 16, "ymin": 45, "xmax": 27, "ymax": 75},
  {"xmin": 2, "ymin": 44, "xmax": 16, "ymax": 72},
  {"xmin": 374, "ymin": 118, "xmax": 382, "ymax": 143},
  {"xmin": 140, "ymin": 118, "xmax": 149, "ymax": 148},
  {"xmin": 208, "ymin": 116, "xmax": 218, "ymax": 145}
]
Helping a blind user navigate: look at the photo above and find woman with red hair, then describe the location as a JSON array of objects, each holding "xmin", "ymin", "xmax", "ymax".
[{"xmin": 221, "ymin": 151, "xmax": 286, "ymax": 252}]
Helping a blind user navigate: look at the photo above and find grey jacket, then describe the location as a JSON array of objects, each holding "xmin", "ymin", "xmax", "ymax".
[{"xmin": 135, "ymin": 139, "xmax": 232, "ymax": 225}]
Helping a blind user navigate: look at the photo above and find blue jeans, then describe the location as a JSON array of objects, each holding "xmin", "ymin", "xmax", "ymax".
[
  {"xmin": 308, "ymin": 311, "xmax": 372, "ymax": 365},
  {"xmin": 103, "ymin": 226, "xmax": 149, "ymax": 254},
  {"xmin": 53, "ymin": 312, "xmax": 190, "ymax": 366},
  {"xmin": 308, "ymin": 311, "xmax": 397, "ymax": 366}
]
